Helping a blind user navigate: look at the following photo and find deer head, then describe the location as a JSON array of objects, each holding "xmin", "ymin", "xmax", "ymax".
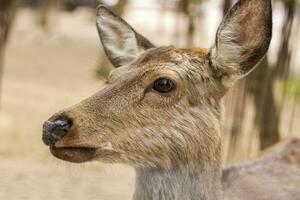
[{"xmin": 42, "ymin": 0, "xmax": 272, "ymax": 170}]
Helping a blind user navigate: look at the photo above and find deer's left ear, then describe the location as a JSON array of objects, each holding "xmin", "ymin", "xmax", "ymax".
[
  {"xmin": 96, "ymin": 6, "xmax": 155, "ymax": 68},
  {"xmin": 209, "ymin": 0, "xmax": 272, "ymax": 87}
]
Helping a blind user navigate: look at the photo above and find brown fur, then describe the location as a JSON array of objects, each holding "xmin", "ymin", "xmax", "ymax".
[
  {"xmin": 43, "ymin": 0, "xmax": 300, "ymax": 199},
  {"xmin": 223, "ymin": 138, "xmax": 300, "ymax": 200}
]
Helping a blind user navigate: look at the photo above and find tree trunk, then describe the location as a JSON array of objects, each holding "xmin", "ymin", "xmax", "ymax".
[
  {"xmin": 111, "ymin": 0, "xmax": 128, "ymax": 15},
  {"xmin": 226, "ymin": 79, "xmax": 249, "ymax": 162},
  {"xmin": 179, "ymin": 0, "xmax": 201, "ymax": 47},
  {"xmin": 187, "ymin": 13, "xmax": 196, "ymax": 47},
  {"xmin": 223, "ymin": 0, "xmax": 231, "ymax": 15},
  {"xmin": 36, "ymin": 0, "xmax": 52, "ymax": 29},
  {"xmin": 246, "ymin": 58, "xmax": 280, "ymax": 150},
  {"xmin": 243, "ymin": 1, "xmax": 297, "ymax": 150},
  {"xmin": 0, "ymin": 0, "xmax": 18, "ymax": 109},
  {"xmin": 275, "ymin": 2, "xmax": 295, "ymax": 80}
]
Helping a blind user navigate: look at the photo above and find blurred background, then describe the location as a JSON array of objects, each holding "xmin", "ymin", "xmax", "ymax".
[{"xmin": 0, "ymin": 0, "xmax": 299, "ymax": 199}]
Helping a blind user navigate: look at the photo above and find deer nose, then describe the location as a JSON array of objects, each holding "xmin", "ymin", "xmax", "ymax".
[{"xmin": 42, "ymin": 116, "xmax": 73, "ymax": 146}]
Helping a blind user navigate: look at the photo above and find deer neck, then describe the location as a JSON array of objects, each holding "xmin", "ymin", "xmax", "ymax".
[{"xmin": 133, "ymin": 163, "xmax": 223, "ymax": 200}]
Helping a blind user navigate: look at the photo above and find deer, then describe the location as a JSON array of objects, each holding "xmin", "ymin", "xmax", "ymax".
[{"xmin": 42, "ymin": 0, "xmax": 300, "ymax": 199}]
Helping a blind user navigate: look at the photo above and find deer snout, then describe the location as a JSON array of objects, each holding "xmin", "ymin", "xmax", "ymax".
[{"xmin": 42, "ymin": 116, "xmax": 73, "ymax": 146}]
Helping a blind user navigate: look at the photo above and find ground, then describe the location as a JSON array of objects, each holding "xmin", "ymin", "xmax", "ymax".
[
  {"xmin": 0, "ymin": 8, "xmax": 136, "ymax": 200},
  {"xmin": 0, "ymin": 159, "xmax": 134, "ymax": 200}
]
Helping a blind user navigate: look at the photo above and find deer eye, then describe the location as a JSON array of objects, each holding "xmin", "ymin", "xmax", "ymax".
[{"xmin": 152, "ymin": 78, "xmax": 175, "ymax": 94}]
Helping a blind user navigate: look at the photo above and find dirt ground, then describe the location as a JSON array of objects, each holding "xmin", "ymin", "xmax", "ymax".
[
  {"xmin": 0, "ymin": 159, "xmax": 134, "ymax": 200},
  {"xmin": 0, "ymin": 8, "xmax": 139, "ymax": 200}
]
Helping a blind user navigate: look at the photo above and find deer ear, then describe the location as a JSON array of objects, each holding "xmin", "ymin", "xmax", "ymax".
[
  {"xmin": 96, "ymin": 6, "xmax": 155, "ymax": 68},
  {"xmin": 209, "ymin": 0, "xmax": 272, "ymax": 87}
]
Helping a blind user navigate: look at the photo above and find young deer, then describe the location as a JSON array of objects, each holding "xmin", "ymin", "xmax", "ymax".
[{"xmin": 42, "ymin": 0, "xmax": 300, "ymax": 199}]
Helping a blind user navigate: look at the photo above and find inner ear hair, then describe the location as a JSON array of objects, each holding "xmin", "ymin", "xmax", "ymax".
[
  {"xmin": 209, "ymin": 0, "xmax": 272, "ymax": 85},
  {"xmin": 96, "ymin": 6, "xmax": 155, "ymax": 68}
]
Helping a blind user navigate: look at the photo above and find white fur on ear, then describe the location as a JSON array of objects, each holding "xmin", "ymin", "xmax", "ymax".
[
  {"xmin": 96, "ymin": 6, "xmax": 154, "ymax": 68},
  {"xmin": 210, "ymin": 0, "xmax": 272, "ymax": 87},
  {"xmin": 97, "ymin": 13, "xmax": 138, "ymax": 61}
]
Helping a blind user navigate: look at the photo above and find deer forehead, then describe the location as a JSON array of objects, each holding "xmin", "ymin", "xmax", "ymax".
[{"xmin": 108, "ymin": 46, "xmax": 211, "ymax": 83}]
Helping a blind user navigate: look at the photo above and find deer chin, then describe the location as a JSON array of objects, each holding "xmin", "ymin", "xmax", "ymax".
[{"xmin": 50, "ymin": 146, "xmax": 96, "ymax": 163}]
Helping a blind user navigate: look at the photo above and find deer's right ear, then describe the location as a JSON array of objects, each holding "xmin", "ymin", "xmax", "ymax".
[
  {"xmin": 209, "ymin": 0, "xmax": 272, "ymax": 87},
  {"xmin": 96, "ymin": 6, "xmax": 155, "ymax": 68}
]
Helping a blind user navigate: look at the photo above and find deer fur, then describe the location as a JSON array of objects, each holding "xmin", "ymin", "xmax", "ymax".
[{"xmin": 43, "ymin": 0, "xmax": 300, "ymax": 199}]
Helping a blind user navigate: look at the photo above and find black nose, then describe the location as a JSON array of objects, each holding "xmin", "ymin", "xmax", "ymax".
[{"xmin": 42, "ymin": 116, "xmax": 73, "ymax": 146}]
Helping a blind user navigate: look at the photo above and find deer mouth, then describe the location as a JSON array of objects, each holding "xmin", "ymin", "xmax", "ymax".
[{"xmin": 50, "ymin": 146, "xmax": 96, "ymax": 163}]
